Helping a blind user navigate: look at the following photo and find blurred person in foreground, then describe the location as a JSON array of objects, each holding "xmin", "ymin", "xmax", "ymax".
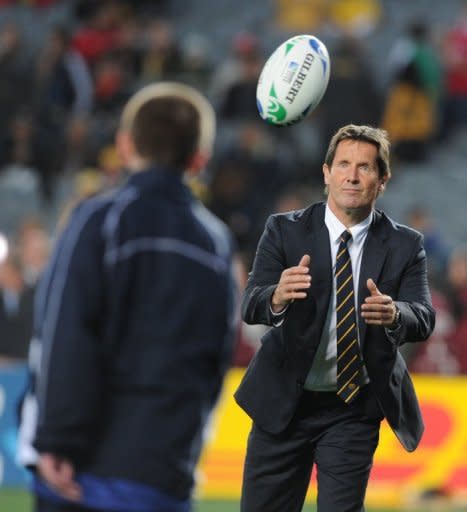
[
  {"xmin": 17, "ymin": 82, "xmax": 238, "ymax": 512},
  {"xmin": 235, "ymin": 124, "xmax": 435, "ymax": 512}
]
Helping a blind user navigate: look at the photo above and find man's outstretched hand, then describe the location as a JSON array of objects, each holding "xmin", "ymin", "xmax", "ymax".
[
  {"xmin": 361, "ymin": 278, "xmax": 397, "ymax": 326},
  {"xmin": 271, "ymin": 254, "xmax": 311, "ymax": 313}
]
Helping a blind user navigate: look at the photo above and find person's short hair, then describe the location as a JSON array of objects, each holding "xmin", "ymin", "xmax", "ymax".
[
  {"xmin": 120, "ymin": 82, "xmax": 216, "ymax": 170},
  {"xmin": 324, "ymin": 124, "xmax": 391, "ymax": 180}
]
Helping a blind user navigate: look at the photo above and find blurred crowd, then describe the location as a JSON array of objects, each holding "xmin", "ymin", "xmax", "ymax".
[{"xmin": 1, "ymin": 0, "xmax": 467, "ymax": 374}]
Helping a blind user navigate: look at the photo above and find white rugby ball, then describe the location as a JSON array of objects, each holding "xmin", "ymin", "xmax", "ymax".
[{"xmin": 256, "ymin": 35, "xmax": 330, "ymax": 126}]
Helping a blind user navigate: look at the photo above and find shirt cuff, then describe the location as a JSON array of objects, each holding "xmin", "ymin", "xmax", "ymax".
[{"xmin": 270, "ymin": 304, "xmax": 289, "ymax": 327}]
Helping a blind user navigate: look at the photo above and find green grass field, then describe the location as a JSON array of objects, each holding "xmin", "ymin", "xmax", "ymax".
[{"xmin": 1, "ymin": 489, "xmax": 465, "ymax": 511}]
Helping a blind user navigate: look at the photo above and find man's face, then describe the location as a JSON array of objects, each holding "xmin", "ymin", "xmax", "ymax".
[{"xmin": 323, "ymin": 139, "xmax": 387, "ymax": 221}]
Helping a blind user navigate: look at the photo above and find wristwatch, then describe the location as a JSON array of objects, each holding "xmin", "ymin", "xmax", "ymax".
[{"xmin": 391, "ymin": 304, "xmax": 401, "ymax": 328}]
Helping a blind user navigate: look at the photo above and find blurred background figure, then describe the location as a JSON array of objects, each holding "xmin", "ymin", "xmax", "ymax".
[
  {"xmin": 443, "ymin": 247, "xmax": 467, "ymax": 374},
  {"xmin": 0, "ymin": 22, "xmax": 32, "ymax": 140},
  {"xmin": 138, "ymin": 18, "xmax": 183, "ymax": 84},
  {"xmin": 0, "ymin": 249, "xmax": 34, "ymax": 365},
  {"xmin": 210, "ymin": 31, "xmax": 260, "ymax": 109},
  {"xmin": 15, "ymin": 218, "xmax": 50, "ymax": 287},
  {"xmin": 405, "ymin": 204, "xmax": 450, "ymax": 281},
  {"xmin": 382, "ymin": 21, "xmax": 443, "ymax": 162},
  {"xmin": 320, "ymin": 33, "xmax": 382, "ymax": 150},
  {"xmin": 217, "ymin": 34, "xmax": 263, "ymax": 121},
  {"xmin": 441, "ymin": 2, "xmax": 467, "ymax": 140}
]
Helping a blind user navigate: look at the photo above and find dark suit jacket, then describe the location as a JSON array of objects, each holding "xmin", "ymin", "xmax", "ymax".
[{"xmin": 235, "ymin": 202, "xmax": 435, "ymax": 452}]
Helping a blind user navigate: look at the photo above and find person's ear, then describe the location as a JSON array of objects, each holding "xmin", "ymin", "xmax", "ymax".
[
  {"xmin": 323, "ymin": 164, "xmax": 330, "ymax": 185},
  {"xmin": 115, "ymin": 130, "xmax": 135, "ymax": 167},
  {"xmin": 185, "ymin": 151, "xmax": 210, "ymax": 176}
]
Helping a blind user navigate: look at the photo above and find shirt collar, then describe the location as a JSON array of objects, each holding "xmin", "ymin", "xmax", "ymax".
[{"xmin": 325, "ymin": 204, "xmax": 373, "ymax": 245}]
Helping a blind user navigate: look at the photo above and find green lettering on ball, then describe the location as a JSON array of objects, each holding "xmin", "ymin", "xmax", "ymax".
[{"xmin": 266, "ymin": 84, "xmax": 287, "ymax": 123}]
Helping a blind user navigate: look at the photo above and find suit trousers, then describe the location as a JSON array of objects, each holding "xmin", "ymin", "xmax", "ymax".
[{"xmin": 240, "ymin": 387, "xmax": 382, "ymax": 512}]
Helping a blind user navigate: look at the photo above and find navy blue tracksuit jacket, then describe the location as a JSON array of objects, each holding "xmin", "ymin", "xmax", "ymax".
[{"xmin": 19, "ymin": 167, "xmax": 237, "ymax": 500}]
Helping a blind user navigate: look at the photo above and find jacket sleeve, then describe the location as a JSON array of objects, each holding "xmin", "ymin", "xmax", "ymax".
[
  {"xmin": 33, "ymin": 203, "xmax": 106, "ymax": 464},
  {"xmin": 391, "ymin": 233, "xmax": 436, "ymax": 346},
  {"xmin": 242, "ymin": 215, "xmax": 287, "ymax": 326}
]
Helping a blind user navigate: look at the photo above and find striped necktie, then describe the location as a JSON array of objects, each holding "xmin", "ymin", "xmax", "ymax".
[{"xmin": 335, "ymin": 230, "xmax": 364, "ymax": 403}]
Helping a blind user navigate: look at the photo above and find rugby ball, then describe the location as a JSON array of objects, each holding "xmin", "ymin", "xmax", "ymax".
[{"xmin": 256, "ymin": 35, "xmax": 330, "ymax": 126}]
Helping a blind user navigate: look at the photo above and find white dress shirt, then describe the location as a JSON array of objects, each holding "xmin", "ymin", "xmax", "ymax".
[{"xmin": 304, "ymin": 205, "xmax": 372, "ymax": 391}]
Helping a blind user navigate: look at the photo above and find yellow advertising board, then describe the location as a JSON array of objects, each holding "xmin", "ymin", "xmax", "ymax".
[{"xmin": 197, "ymin": 370, "xmax": 467, "ymax": 507}]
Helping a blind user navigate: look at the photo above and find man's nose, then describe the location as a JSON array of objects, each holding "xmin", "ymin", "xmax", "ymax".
[{"xmin": 346, "ymin": 165, "xmax": 360, "ymax": 182}]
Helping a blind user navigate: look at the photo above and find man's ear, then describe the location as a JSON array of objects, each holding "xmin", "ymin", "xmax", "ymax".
[
  {"xmin": 377, "ymin": 177, "xmax": 387, "ymax": 197},
  {"xmin": 185, "ymin": 151, "xmax": 210, "ymax": 176},
  {"xmin": 115, "ymin": 131, "xmax": 135, "ymax": 167},
  {"xmin": 323, "ymin": 164, "xmax": 330, "ymax": 185}
]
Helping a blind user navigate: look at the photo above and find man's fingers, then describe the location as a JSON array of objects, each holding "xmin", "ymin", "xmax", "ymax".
[
  {"xmin": 283, "ymin": 274, "xmax": 312, "ymax": 285},
  {"xmin": 298, "ymin": 254, "xmax": 310, "ymax": 267},
  {"xmin": 38, "ymin": 454, "xmax": 82, "ymax": 501},
  {"xmin": 366, "ymin": 278, "xmax": 382, "ymax": 296}
]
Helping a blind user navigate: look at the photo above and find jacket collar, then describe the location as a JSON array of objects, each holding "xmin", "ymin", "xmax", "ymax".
[{"xmin": 126, "ymin": 166, "xmax": 193, "ymax": 203}]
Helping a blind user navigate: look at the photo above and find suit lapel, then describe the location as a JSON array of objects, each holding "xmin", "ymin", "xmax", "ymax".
[
  {"xmin": 309, "ymin": 204, "xmax": 332, "ymax": 302},
  {"xmin": 287, "ymin": 204, "xmax": 333, "ymax": 346},
  {"xmin": 358, "ymin": 211, "xmax": 389, "ymax": 347}
]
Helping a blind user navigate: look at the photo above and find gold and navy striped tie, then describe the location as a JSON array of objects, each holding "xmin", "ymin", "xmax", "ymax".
[{"xmin": 335, "ymin": 230, "xmax": 364, "ymax": 403}]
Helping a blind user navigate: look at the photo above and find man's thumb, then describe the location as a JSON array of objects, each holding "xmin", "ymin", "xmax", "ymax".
[
  {"xmin": 299, "ymin": 254, "xmax": 310, "ymax": 267},
  {"xmin": 367, "ymin": 278, "xmax": 381, "ymax": 295}
]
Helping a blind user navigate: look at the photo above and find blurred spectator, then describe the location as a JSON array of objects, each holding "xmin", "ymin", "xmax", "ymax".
[
  {"xmin": 62, "ymin": 115, "xmax": 97, "ymax": 175},
  {"xmin": 0, "ymin": 22, "xmax": 32, "ymax": 139},
  {"xmin": 328, "ymin": 0, "xmax": 382, "ymax": 37},
  {"xmin": 406, "ymin": 288, "xmax": 458, "ymax": 374},
  {"xmin": 441, "ymin": 2, "xmax": 467, "ymax": 138},
  {"xmin": 444, "ymin": 247, "xmax": 467, "ymax": 373},
  {"xmin": 275, "ymin": 0, "xmax": 327, "ymax": 32},
  {"xmin": 0, "ymin": 110, "xmax": 62, "ymax": 202},
  {"xmin": 177, "ymin": 32, "xmax": 213, "ymax": 91},
  {"xmin": 138, "ymin": 18, "xmax": 183, "ymax": 84},
  {"xmin": 0, "ymin": 0, "xmax": 59, "ymax": 6},
  {"xmin": 208, "ymin": 121, "xmax": 287, "ymax": 250},
  {"xmin": 93, "ymin": 53, "xmax": 131, "ymax": 112},
  {"xmin": 96, "ymin": 143, "xmax": 124, "ymax": 187},
  {"xmin": 0, "ymin": 111, "xmax": 36, "ymax": 169},
  {"xmin": 217, "ymin": 39, "xmax": 263, "ymax": 120},
  {"xmin": 382, "ymin": 21, "xmax": 442, "ymax": 162},
  {"xmin": 320, "ymin": 34, "xmax": 382, "ymax": 149},
  {"xmin": 210, "ymin": 31, "xmax": 259, "ymax": 107},
  {"xmin": 72, "ymin": 1, "xmax": 129, "ymax": 67},
  {"xmin": 0, "ymin": 250, "xmax": 34, "ymax": 364},
  {"xmin": 405, "ymin": 205, "xmax": 450, "ymax": 280},
  {"xmin": 16, "ymin": 218, "xmax": 50, "ymax": 287},
  {"xmin": 35, "ymin": 26, "xmax": 94, "ymax": 127},
  {"xmin": 75, "ymin": 0, "xmax": 168, "ymax": 20}
]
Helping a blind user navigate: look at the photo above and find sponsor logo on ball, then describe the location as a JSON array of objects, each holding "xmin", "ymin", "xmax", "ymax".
[
  {"xmin": 265, "ymin": 84, "xmax": 287, "ymax": 124},
  {"xmin": 285, "ymin": 53, "xmax": 314, "ymax": 105},
  {"xmin": 281, "ymin": 61, "xmax": 299, "ymax": 84}
]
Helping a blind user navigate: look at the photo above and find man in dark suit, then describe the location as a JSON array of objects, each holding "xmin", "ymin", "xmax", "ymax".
[{"xmin": 235, "ymin": 124, "xmax": 435, "ymax": 512}]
